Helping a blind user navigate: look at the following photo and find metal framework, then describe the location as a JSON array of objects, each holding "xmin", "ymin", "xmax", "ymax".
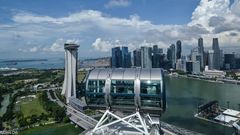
[{"xmin": 91, "ymin": 109, "xmax": 152, "ymax": 135}]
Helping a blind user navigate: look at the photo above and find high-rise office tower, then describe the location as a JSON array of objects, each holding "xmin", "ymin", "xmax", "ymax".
[
  {"xmin": 141, "ymin": 47, "xmax": 152, "ymax": 68},
  {"xmin": 153, "ymin": 45, "xmax": 159, "ymax": 54},
  {"xmin": 159, "ymin": 48, "xmax": 163, "ymax": 54},
  {"xmin": 122, "ymin": 46, "xmax": 131, "ymax": 68},
  {"xmin": 198, "ymin": 38, "xmax": 205, "ymax": 70},
  {"xmin": 220, "ymin": 50, "xmax": 224, "ymax": 69},
  {"xmin": 170, "ymin": 44, "xmax": 176, "ymax": 68},
  {"xmin": 133, "ymin": 49, "xmax": 141, "ymax": 67},
  {"xmin": 212, "ymin": 38, "xmax": 221, "ymax": 70},
  {"xmin": 176, "ymin": 40, "xmax": 182, "ymax": 60},
  {"xmin": 176, "ymin": 56, "xmax": 186, "ymax": 72},
  {"xmin": 191, "ymin": 47, "xmax": 200, "ymax": 62},
  {"xmin": 159, "ymin": 54, "xmax": 165, "ymax": 68},
  {"xmin": 186, "ymin": 61, "xmax": 193, "ymax": 74},
  {"xmin": 192, "ymin": 61, "xmax": 201, "ymax": 74},
  {"xmin": 62, "ymin": 43, "xmax": 79, "ymax": 103},
  {"xmin": 167, "ymin": 48, "xmax": 172, "ymax": 61},
  {"xmin": 191, "ymin": 47, "xmax": 201, "ymax": 73},
  {"xmin": 208, "ymin": 50, "xmax": 214, "ymax": 70},
  {"xmin": 236, "ymin": 58, "xmax": 240, "ymax": 69},
  {"xmin": 152, "ymin": 45, "xmax": 161, "ymax": 68},
  {"xmin": 111, "ymin": 47, "xmax": 122, "ymax": 68},
  {"xmin": 224, "ymin": 54, "xmax": 236, "ymax": 70}
]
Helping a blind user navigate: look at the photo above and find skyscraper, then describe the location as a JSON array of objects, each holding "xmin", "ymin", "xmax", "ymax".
[
  {"xmin": 122, "ymin": 46, "xmax": 131, "ymax": 68},
  {"xmin": 198, "ymin": 38, "xmax": 205, "ymax": 70},
  {"xmin": 153, "ymin": 45, "xmax": 159, "ymax": 54},
  {"xmin": 169, "ymin": 44, "xmax": 176, "ymax": 68},
  {"xmin": 191, "ymin": 47, "xmax": 200, "ymax": 62},
  {"xmin": 141, "ymin": 47, "xmax": 152, "ymax": 68},
  {"xmin": 176, "ymin": 56, "xmax": 186, "ymax": 72},
  {"xmin": 198, "ymin": 38, "xmax": 204, "ymax": 53},
  {"xmin": 186, "ymin": 61, "xmax": 193, "ymax": 74},
  {"xmin": 190, "ymin": 47, "xmax": 201, "ymax": 73},
  {"xmin": 208, "ymin": 50, "xmax": 214, "ymax": 70},
  {"xmin": 224, "ymin": 54, "xmax": 235, "ymax": 70},
  {"xmin": 152, "ymin": 45, "xmax": 161, "ymax": 68},
  {"xmin": 111, "ymin": 47, "xmax": 122, "ymax": 68},
  {"xmin": 220, "ymin": 50, "xmax": 224, "ymax": 69},
  {"xmin": 212, "ymin": 38, "xmax": 221, "ymax": 70},
  {"xmin": 167, "ymin": 48, "xmax": 172, "ymax": 61},
  {"xmin": 112, "ymin": 46, "xmax": 131, "ymax": 68},
  {"xmin": 176, "ymin": 40, "xmax": 182, "ymax": 60},
  {"xmin": 159, "ymin": 48, "xmax": 163, "ymax": 54},
  {"xmin": 192, "ymin": 61, "xmax": 201, "ymax": 74},
  {"xmin": 62, "ymin": 43, "xmax": 79, "ymax": 103},
  {"xmin": 133, "ymin": 49, "xmax": 141, "ymax": 67}
]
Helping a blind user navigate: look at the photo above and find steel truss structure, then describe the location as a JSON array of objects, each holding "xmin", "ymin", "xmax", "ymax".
[{"xmin": 90, "ymin": 109, "xmax": 156, "ymax": 135}]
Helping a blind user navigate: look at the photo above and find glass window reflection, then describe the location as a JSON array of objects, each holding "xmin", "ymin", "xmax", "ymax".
[
  {"xmin": 110, "ymin": 80, "xmax": 135, "ymax": 106},
  {"xmin": 140, "ymin": 80, "xmax": 161, "ymax": 107},
  {"xmin": 86, "ymin": 80, "xmax": 105, "ymax": 105}
]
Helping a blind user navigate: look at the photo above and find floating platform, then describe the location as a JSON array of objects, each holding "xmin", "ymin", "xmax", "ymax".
[{"xmin": 195, "ymin": 101, "xmax": 240, "ymax": 128}]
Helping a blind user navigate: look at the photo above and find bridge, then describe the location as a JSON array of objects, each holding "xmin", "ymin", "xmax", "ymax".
[
  {"xmin": 66, "ymin": 105, "xmax": 98, "ymax": 130},
  {"xmin": 52, "ymin": 90, "xmax": 97, "ymax": 130}
]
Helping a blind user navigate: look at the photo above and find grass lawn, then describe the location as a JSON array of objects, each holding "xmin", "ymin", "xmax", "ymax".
[
  {"xmin": 19, "ymin": 123, "xmax": 83, "ymax": 135},
  {"xmin": 77, "ymin": 71, "xmax": 87, "ymax": 82},
  {"xmin": 20, "ymin": 97, "xmax": 47, "ymax": 117}
]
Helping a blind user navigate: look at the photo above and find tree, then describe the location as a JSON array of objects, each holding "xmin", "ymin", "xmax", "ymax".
[
  {"xmin": 39, "ymin": 113, "xmax": 48, "ymax": 121},
  {"xmin": 18, "ymin": 118, "xmax": 28, "ymax": 127},
  {"xmin": 52, "ymin": 107, "xmax": 66, "ymax": 122},
  {"xmin": 0, "ymin": 117, "xmax": 3, "ymax": 130},
  {"xmin": 63, "ymin": 116, "xmax": 70, "ymax": 123},
  {"xmin": 30, "ymin": 115, "xmax": 38, "ymax": 124}
]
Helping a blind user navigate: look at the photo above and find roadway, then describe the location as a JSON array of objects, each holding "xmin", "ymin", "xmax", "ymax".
[
  {"xmin": 66, "ymin": 106, "xmax": 97, "ymax": 130},
  {"xmin": 51, "ymin": 90, "xmax": 97, "ymax": 130}
]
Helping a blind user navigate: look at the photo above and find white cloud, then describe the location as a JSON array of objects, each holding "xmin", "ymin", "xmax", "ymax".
[
  {"xmin": 18, "ymin": 38, "xmax": 81, "ymax": 54},
  {"xmin": 231, "ymin": 0, "xmax": 240, "ymax": 16},
  {"xmin": 92, "ymin": 38, "xmax": 170, "ymax": 52},
  {"xmin": 12, "ymin": 10, "xmax": 102, "ymax": 24},
  {"xmin": 19, "ymin": 46, "xmax": 39, "ymax": 53},
  {"xmin": 43, "ymin": 39, "xmax": 64, "ymax": 52},
  {"xmin": 105, "ymin": 0, "xmax": 131, "ymax": 8},
  {"xmin": 29, "ymin": 46, "xmax": 38, "ymax": 52},
  {"xmin": 43, "ymin": 39, "xmax": 80, "ymax": 52},
  {"xmin": 92, "ymin": 38, "xmax": 113, "ymax": 52},
  {"xmin": 2, "ymin": 0, "xmax": 240, "ymax": 58},
  {"xmin": 189, "ymin": 0, "xmax": 231, "ymax": 31}
]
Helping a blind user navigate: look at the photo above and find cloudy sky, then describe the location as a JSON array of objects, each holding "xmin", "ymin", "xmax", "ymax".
[{"xmin": 0, "ymin": 0, "xmax": 240, "ymax": 59}]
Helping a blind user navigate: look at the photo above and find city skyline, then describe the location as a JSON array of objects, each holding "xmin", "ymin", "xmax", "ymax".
[
  {"xmin": 0, "ymin": 0, "xmax": 240, "ymax": 59},
  {"xmin": 111, "ymin": 37, "xmax": 240, "ymax": 73}
]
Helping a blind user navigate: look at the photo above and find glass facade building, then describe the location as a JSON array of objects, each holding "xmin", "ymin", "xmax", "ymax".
[
  {"xmin": 85, "ymin": 68, "xmax": 166, "ymax": 114},
  {"xmin": 141, "ymin": 47, "xmax": 152, "ymax": 68}
]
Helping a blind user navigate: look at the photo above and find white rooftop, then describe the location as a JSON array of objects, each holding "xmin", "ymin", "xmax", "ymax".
[
  {"xmin": 214, "ymin": 114, "xmax": 239, "ymax": 123},
  {"xmin": 223, "ymin": 109, "xmax": 240, "ymax": 118}
]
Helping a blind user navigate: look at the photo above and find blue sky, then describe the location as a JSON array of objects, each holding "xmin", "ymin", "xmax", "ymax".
[
  {"xmin": 0, "ymin": 0, "xmax": 240, "ymax": 59},
  {"xmin": 0, "ymin": 0, "xmax": 199, "ymax": 24}
]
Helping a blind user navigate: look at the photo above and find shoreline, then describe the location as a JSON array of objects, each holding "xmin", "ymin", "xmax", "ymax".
[{"xmin": 167, "ymin": 74, "xmax": 240, "ymax": 86}]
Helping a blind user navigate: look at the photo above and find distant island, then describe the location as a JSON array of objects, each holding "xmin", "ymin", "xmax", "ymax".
[{"xmin": 0, "ymin": 59, "xmax": 48, "ymax": 63}]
